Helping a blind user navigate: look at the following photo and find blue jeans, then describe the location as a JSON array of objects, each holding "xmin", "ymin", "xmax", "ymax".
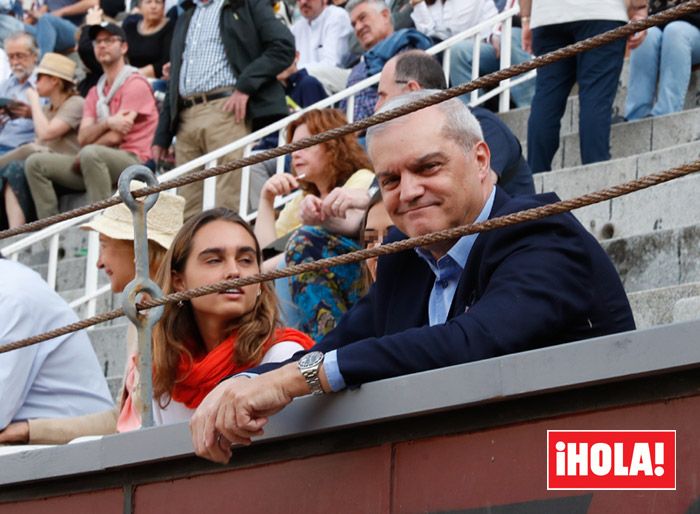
[
  {"xmin": 0, "ymin": 14, "xmax": 23, "ymax": 44},
  {"xmin": 450, "ymin": 27, "xmax": 535, "ymax": 108},
  {"xmin": 624, "ymin": 21, "xmax": 700, "ymax": 120},
  {"xmin": 527, "ymin": 20, "xmax": 626, "ymax": 173},
  {"xmin": 24, "ymin": 14, "xmax": 77, "ymax": 57}
]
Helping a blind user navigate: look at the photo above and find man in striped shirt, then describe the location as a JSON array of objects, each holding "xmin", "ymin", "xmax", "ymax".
[{"xmin": 153, "ymin": 0, "xmax": 295, "ymax": 220}]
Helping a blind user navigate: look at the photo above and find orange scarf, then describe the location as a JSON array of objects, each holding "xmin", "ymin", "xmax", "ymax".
[{"xmin": 170, "ymin": 328, "xmax": 315, "ymax": 408}]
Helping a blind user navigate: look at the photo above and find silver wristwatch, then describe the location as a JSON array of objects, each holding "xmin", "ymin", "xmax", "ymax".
[{"xmin": 297, "ymin": 351, "xmax": 325, "ymax": 395}]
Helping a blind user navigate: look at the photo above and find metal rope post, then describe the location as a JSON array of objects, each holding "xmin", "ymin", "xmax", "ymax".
[{"xmin": 118, "ymin": 166, "xmax": 165, "ymax": 428}]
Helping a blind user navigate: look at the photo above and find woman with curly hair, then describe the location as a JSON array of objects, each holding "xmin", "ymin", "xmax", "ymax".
[
  {"xmin": 254, "ymin": 108, "xmax": 374, "ymax": 340},
  {"xmin": 152, "ymin": 208, "xmax": 314, "ymax": 424}
]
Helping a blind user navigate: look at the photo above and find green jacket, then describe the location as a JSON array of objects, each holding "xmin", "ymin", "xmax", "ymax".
[{"xmin": 154, "ymin": 0, "xmax": 295, "ymax": 147}]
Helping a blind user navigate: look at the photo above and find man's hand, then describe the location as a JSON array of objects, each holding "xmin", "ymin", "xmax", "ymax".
[
  {"xmin": 0, "ymin": 421, "xmax": 29, "ymax": 444},
  {"xmin": 8, "ymin": 101, "xmax": 31, "ymax": 119},
  {"xmin": 85, "ymin": 5, "xmax": 103, "ymax": 24},
  {"xmin": 107, "ymin": 111, "xmax": 134, "ymax": 135},
  {"xmin": 222, "ymin": 90, "xmax": 250, "ymax": 123},
  {"xmin": 627, "ymin": 10, "xmax": 648, "ymax": 50},
  {"xmin": 190, "ymin": 367, "xmax": 302, "ymax": 463},
  {"xmin": 162, "ymin": 62, "xmax": 171, "ymax": 80},
  {"xmin": 299, "ymin": 194, "xmax": 324, "ymax": 225},
  {"xmin": 320, "ymin": 187, "xmax": 370, "ymax": 219},
  {"xmin": 152, "ymin": 145, "xmax": 168, "ymax": 162},
  {"xmin": 521, "ymin": 18, "xmax": 532, "ymax": 54},
  {"xmin": 490, "ymin": 34, "xmax": 501, "ymax": 59}
]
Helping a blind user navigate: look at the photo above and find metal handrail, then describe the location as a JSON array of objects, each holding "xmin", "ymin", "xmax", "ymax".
[{"xmin": 0, "ymin": 6, "xmax": 531, "ymax": 312}]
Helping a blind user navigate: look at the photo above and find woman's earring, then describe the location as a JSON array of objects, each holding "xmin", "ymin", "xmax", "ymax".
[
  {"xmin": 257, "ymin": 289, "xmax": 262, "ymax": 297},
  {"xmin": 177, "ymin": 300, "xmax": 184, "ymax": 308}
]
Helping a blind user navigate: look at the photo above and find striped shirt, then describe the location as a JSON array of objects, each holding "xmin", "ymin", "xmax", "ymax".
[{"xmin": 179, "ymin": 0, "xmax": 237, "ymax": 96}]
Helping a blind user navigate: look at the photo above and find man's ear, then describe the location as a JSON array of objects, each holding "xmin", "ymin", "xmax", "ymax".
[
  {"xmin": 473, "ymin": 140, "xmax": 492, "ymax": 179},
  {"xmin": 406, "ymin": 80, "xmax": 421, "ymax": 92}
]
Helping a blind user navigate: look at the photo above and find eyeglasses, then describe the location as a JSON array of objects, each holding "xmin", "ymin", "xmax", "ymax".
[
  {"xmin": 92, "ymin": 36, "xmax": 123, "ymax": 47},
  {"xmin": 7, "ymin": 52, "xmax": 34, "ymax": 61}
]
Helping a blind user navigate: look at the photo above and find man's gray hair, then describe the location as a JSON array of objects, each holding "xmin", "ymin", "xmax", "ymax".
[
  {"xmin": 366, "ymin": 90, "xmax": 484, "ymax": 153},
  {"xmin": 3, "ymin": 31, "xmax": 38, "ymax": 55},
  {"xmin": 346, "ymin": 0, "xmax": 389, "ymax": 15}
]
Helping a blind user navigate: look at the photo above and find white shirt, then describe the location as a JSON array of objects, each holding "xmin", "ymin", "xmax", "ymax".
[
  {"xmin": 292, "ymin": 5, "xmax": 353, "ymax": 69},
  {"xmin": 0, "ymin": 260, "xmax": 114, "ymax": 429},
  {"xmin": 531, "ymin": 0, "xmax": 628, "ymax": 29},
  {"xmin": 411, "ymin": 0, "xmax": 499, "ymax": 41},
  {"xmin": 152, "ymin": 340, "xmax": 306, "ymax": 425}
]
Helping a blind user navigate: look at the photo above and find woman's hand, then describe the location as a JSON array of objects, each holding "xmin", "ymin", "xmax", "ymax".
[
  {"xmin": 259, "ymin": 173, "xmax": 299, "ymax": 204},
  {"xmin": 299, "ymin": 194, "xmax": 324, "ymax": 225},
  {"xmin": 320, "ymin": 187, "xmax": 371, "ymax": 220}
]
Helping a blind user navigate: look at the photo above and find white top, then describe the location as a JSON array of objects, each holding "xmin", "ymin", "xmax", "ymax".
[
  {"xmin": 152, "ymin": 340, "xmax": 306, "ymax": 426},
  {"xmin": 0, "ymin": 260, "xmax": 114, "ymax": 430},
  {"xmin": 531, "ymin": 0, "xmax": 628, "ymax": 29},
  {"xmin": 292, "ymin": 5, "xmax": 354, "ymax": 69},
  {"xmin": 0, "ymin": 49, "xmax": 10, "ymax": 84},
  {"xmin": 411, "ymin": 0, "xmax": 499, "ymax": 41}
]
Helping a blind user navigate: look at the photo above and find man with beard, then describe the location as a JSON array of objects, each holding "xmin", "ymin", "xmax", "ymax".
[
  {"xmin": 25, "ymin": 22, "xmax": 159, "ymax": 219},
  {"xmin": 0, "ymin": 31, "xmax": 37, "ymax": 154}
]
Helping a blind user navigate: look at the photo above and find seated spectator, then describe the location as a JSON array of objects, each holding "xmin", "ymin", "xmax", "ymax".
[
  {"xmin": 624, "ymin": 0, "xmax": 700, "ymax": 120},
  {"xmin": 25, "ymin": 23, "xmax": 158, "ymax": 219},
  {"xmin": 292, "ymin": 0, "xmax": 354, "ymax": 94},
  {"xmin": 122, "ymin": 0, "xmax": 175, "ymax": 80},
  {"xmin": 340, "ymin": 0, "xmax": 432, "ymax": 122},
  {"xmin": 0, "ymin": 52, "xmax": 83, "ymax": 229},
  {"xmin": 376, "ymin": 49, "xmax": 534, "ymax": 195},
  {"xmin": 20, "ymin": 0, "xmax": 94, "ymax": 58},
  {"xmin": 254, "ymin": 109, "xmax": 374, "ymax": 340},
  {"xmin": 248, "ymin": 52, "xmax": 328, "ymax": 211},
  {"xmin": 0, "ymin": 0, "xmax": 23, "ymax": 44},
  {"xmin": 0, "ymin": 258, "xmax": 114, "ymax": 444},
  {"xmin": 151, "ymin": 208, "xmax": 315, "ymax": 424},
  {"xmin": 0, "ymin": 190, "xmax": 185, "ymax": 444},
  {"xmin": 190, "ymin": 92, "xmax": 636, "ymax": 463},
  {"xmin": 410, "ymin": 0, "xmax": 497, "ymax": 42},
  {"xmin": 0, "ymin": 32, "xmax": 37, "ymax": 154},
  {"xmin": 360, "ymin": 187, "xmax": 391, "ymax": 282},
  {"xmin": 449, "ymin": 0, "xmax": 535, "ymax": 108}
]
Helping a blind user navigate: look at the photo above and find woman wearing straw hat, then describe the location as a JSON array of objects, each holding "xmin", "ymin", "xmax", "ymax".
[
  {"xmin": 0, "ymin": 188, "xmax": 186, "ymax": 445},
  {"xmin": 0, "ymin": 52, "xmax": 83, "ymax": 229}
]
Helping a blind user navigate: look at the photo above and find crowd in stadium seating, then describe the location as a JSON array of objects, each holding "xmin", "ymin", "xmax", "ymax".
[{"xmin": 2, "ymin": 0, "xmax": 699, "ymax": 455}]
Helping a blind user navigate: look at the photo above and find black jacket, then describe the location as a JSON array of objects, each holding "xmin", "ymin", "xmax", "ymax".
[{"xmin": 154, "ymin": 0, "xmax": 295, "ymax": 147}]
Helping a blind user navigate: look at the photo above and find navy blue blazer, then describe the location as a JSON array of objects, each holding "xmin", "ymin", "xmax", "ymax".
[{"xmin": 251, "ymin": 188, "xmax": 636, "ymax": 387}]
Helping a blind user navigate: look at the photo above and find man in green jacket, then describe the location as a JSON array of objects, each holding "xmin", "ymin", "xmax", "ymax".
[{"xmin": 152, "ymin": 0, "xmax": 295, "ymax": 220}]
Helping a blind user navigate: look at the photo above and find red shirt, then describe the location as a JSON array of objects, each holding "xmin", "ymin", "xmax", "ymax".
[{"xmin": 84, "ymin": 73, "xmax": 159, "ymax": 162}]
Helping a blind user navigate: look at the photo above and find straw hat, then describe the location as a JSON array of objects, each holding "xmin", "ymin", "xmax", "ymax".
[
  {"xmin": 35, "ymin": 53, "xmax": 77, "ymax": 84},
  {"xmin": 80, "ymin": 186, "xmax": 185, "ymax": 250}
]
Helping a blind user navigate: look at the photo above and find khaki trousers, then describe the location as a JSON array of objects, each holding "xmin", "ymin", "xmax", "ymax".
[
  {"xmin": 25, "ymin": 145, "xmax": 140, "ymax": 219},
  {"xmin": 175, "ymin": 96, "xmax": 251, "ymax": 220}
]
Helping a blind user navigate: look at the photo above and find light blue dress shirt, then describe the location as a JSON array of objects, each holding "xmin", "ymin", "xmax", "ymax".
[
  {"xmin": 0, "ymin": 73, "xmax": 36, "ymax": 150},
  {"xmin": 324, "ymin": 187, "xmax": 496, "ymax": 392}
]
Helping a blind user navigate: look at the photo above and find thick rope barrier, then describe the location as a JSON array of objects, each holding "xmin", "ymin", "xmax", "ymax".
[
  {"xmin": 1, "ymin": 0, "xmax": 698, "ymax": 241},
  {"xmin": 2, "ymin": 158, "xmax": 699, "ymax": 354}
]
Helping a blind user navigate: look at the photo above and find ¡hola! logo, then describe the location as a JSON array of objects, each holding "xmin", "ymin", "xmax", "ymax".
[{"xmin": 547, "ymin": 430, "xmax": 676, "ymax": 490}]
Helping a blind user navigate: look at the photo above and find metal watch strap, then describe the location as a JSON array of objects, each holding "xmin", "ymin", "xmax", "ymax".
[{"xmin": 301, "ymin": 367, "xmax": 324, "ymax": 395}]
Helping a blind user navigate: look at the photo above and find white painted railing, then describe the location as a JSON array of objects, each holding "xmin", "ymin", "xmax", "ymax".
[{"xmin": 0, "ymin": 6, "xmax": 533, "ymax": 315}]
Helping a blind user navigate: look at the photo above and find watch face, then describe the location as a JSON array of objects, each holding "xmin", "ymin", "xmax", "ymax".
[{"xmin": 299, "ymin": 351, "xmax": 323, "ymax": 368}]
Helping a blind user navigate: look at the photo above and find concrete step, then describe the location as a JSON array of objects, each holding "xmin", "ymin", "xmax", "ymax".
[
  {"xmin": 602, "ymin": 224, "xmax": 700, "ymax": 294},
  {"xmin": 107, "ymin": 375, "xmax": 123, "ymax": 403},
  {"xmin": 498, "ymin": 65, "xmax": 700, "ymax": 143},
  {"xmin": 628, "ymin": 282, "xmax": 700, "ymax": 330},
  {"xmin": 88, "ymin": 323, "xmax": 129, "ymax": 381},
  {"xmin": 58, "ymin": 286, "xmax": 118, "ymax": 321},
  {"xmin": 551, "ymin": 106, "xmax": 700, "ymax": 170},
  {"xmin": 32, "ymin": 256, "xmax": 109, "ymax": 293},
  {"xmin": 535, "ymin": 140, "xmax": 700, "ymax": 240},
  {"xmin": 673, "ymin": 296, "xmax": 700, "ymax": 324}
]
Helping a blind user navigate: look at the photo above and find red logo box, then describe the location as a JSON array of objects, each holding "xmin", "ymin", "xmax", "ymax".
[{"xmin": 547, "ymin": 430, "xmax": 676, "ymax": 490}]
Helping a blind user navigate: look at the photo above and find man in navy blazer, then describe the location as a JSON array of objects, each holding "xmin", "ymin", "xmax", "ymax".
[{"xmin": 190, "ymin": 91, "xmax": 635, "ymax": 462}]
